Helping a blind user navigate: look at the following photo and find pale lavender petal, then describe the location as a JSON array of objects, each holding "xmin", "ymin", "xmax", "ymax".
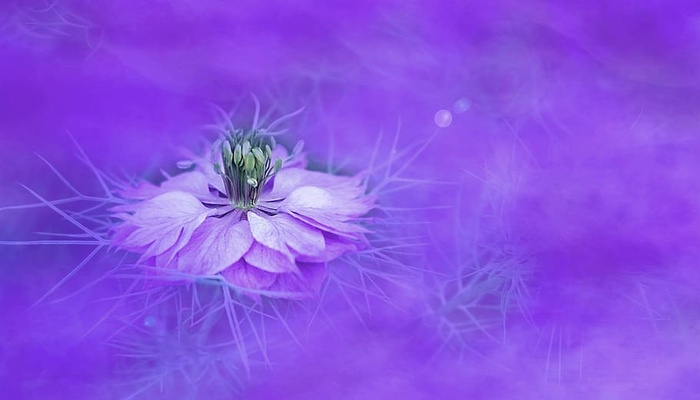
[
  {"xmin": 246, "ymin": 212, "xmax": 286, "ymax": 253},
  {"xmin": 243, "ymin": 242, "xmax": 298, "ymax": 273},
  {"xmin": 284, "ymin": 210, "xmax": 369, "ymax": 240},
  {"xmin": 263, "ymin": 168, "xmax": 366, "ymax": 201},
  {"xmin": 110, "ymin": 220, "xmax": 138, "ymax": 247},
  {"xmin": 119, "ymin": 171, "xmax": 226, "ymax": 204},
  {"xmin": 277, "ymin": 186, "xmax": 373, "ymax": 238},
  {"xmin": 247, "ymin": 211, "xmax": 325, "ymax": 257},
  {"xmin": 220, "ymin": 259, "xmax": 278, "ymax": 290},
  {"xmin": 116, "ymin": 191, "xmax": 212, "ymax": 259},
  {"xmin": 160, "ymin": 171, "xmax": 227, "ymax": 204},
  {"xmin": 176, "ymin": 216, "xmax": 253, "ymax": 275},
  {"xmin": 279, "ymin": 186, "xmax": 374, "ymax": 218}
]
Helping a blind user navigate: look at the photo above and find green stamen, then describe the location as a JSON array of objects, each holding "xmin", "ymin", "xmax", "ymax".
[
  {"xmin": 215, "ymin": 129, "xmax": 285, "ymax": 210},
  {"xmin": 233, "ymin": 143, "xmax": 242, "ymax": 165}
]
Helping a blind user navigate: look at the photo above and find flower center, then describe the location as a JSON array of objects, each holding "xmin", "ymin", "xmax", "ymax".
[{"xmin": 215, "ymin": 129, "xmax": 282, "ymax": 210}]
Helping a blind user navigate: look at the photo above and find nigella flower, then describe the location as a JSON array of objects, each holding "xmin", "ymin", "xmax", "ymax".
[{"xmin": 111, "ymin": 124, "xmax": 375, "ymax": 298}]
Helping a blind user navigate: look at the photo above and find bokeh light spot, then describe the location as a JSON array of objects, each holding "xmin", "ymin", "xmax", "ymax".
[
  {"xmin": 143, "ymin": 315, "xmax": 156, "ymax": 327},
  {"xmin": 434, "ymin": 109, "xmax": 453, "ymax": 128},
  {"xmin": 453, "ymin": 98, "xmax": 471, "ymax": 113}
]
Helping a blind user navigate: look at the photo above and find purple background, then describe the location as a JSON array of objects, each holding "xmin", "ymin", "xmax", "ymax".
[{"xmin": 2, "ymin": 1, "xmax": 700, "ymax": 399}]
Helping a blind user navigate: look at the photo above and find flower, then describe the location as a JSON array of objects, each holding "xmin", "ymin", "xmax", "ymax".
[{"xmin": 111, "ymin": 126, "xmax": 375, "ymax": 298}]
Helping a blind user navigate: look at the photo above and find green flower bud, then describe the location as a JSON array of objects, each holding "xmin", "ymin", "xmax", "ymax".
[
  {"xmin": 242, "ymin": 140, "xmax": 251, "ymax": 156},
  {"xmin": 246, "ymin": 177, "xmax": 258, "ymax": 187}
]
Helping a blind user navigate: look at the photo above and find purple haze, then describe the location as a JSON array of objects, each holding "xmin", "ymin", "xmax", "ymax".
[{"xmin": 1, "ymin": 1, "xmax": 700, "ymax": 399}]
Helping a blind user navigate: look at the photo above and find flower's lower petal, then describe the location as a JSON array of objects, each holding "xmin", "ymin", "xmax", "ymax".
[
  {"xmin": 268, "ymin": 262, "xmax": 327, "ymax": 297},
  {"xmin": 246, "ymin": 212, "xmax": 286, "ymax": 253},
  {"xmin": 243, "ymin": 242, "xmax": 298, "ymax": 274},
  {"xmin": 221, "ymin": 259, "xmax": 278, "ymax": 290},
  {"xmin": 176, "ymin": 216, "xmax": 253, "ymax": 275},
  {"xmin": 247, "ymin": 211, "xmax": 325, "ymax": 257}
]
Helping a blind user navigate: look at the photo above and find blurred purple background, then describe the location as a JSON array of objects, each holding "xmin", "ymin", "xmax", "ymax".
[{"xmin": 2, "ymin": 1, "xmax": 700, "ymax": 399}]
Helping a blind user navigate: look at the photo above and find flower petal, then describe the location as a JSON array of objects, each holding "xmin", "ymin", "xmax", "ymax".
[
  {"xmin": 284, "ymin": 211, "xmax": 369, "ymax": 240},
  {"xmin": 247, "ymin": 211, "xmax": 325, "ymax": 257},
  {"xmin": 276, "ymin": 186, "xmax": 372, "ymax": 239},
  {"xmin": 221, "ymin": 259, "xmax": 278, "ymax": 290},
  {"xmin": 296, "ymin": 233, "xmax": 361, "ymax": 263},
  {"xmin": 268, "ymin": 262, "xmax": 327, "ymax": 297},
  {"xmin": 243, "ymin": 242, "xmax": 298, "ymax": 274},
  {"xmin": 263, "ymin": 168, "xmax": 366, "ymax": 201},
  {"xmin": 176, "ymin": 216, "xmax": 254, "ymax": 275},
  {"xmin": 119, "ymin": 171, "xmax": 228, "ymax": 205},
  {"xmin": 114, "ymin": 191, "xmax": 212, "ymax": 259},
  {"xmin": 279, "ymin": 185, "xmax": 373, "ymax": 219}
]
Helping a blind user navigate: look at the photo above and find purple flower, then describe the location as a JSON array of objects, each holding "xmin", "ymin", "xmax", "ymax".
[{"xmin": 111, "ymin": 125, "xmax": 375, "ymax": 298}]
